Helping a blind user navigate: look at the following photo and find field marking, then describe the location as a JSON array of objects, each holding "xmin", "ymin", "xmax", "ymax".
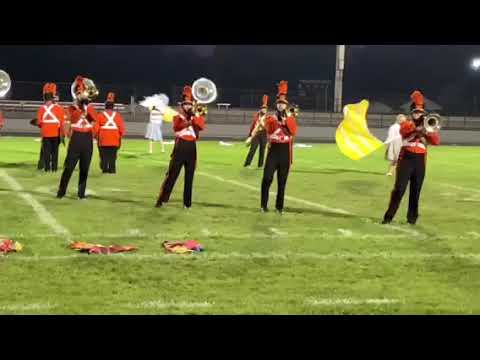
[
  {"xmin": 154, "ymin": 158, "xmax": 351, "ymax": 216},
  {"xmin": 6, "ymin": 251, "xmax": 480, "ymax": 263},
  {"xmin": 126, "ymin": 229, "xmax": 146, "ymax": 237},
  {"xmin": 105, "ymin": 188, "xmax": 129, "ymax": 193},
  {"xmin": 153, "ymin": 157, "xmax": 422, "ymax": 237},
  {"xmin": 337, "ymin": 229, "xmax": 353, "ymax": 237},
  {"xmin": 383, "ymin": 224, "xmax": 420, "ymax": 237},
  {"xmin": 270, "ymin": 228, "xmax": 288, "ymax": 236},
  {"xmin": 0, "ymin": 303, "xmax": 56, "ymax": 312},
  {"xmin": 439, "ymin": 183, "xmax": 480, "ymax": 195},
  {"xmin": 125, "ymin": 300, "xmax": 213, "ymax": 309},
  {"xmin": 305, "ymin": 298, "xmax": 401, "ymax": 306},
  {"xmin": 0, "ymin": 170, "xmax": 71, "ymax": 239},
  {"xmin": 5, "ymin": 231, "xmax": 414, "ymax": 240},
  {"xmin": 10, "ymin": 230, "xmax": 476, "ymax": 242},
  {"xmin": 196, "ymin": 169, "xmax": 353, "ymax": 216}
]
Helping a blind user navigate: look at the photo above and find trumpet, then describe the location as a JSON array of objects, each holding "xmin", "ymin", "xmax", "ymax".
[
  {"xmin": 423, "ymin": 113, "xmax": 442, "ymax": 133},
  {"xmin": 193, "ymin": 102, "xmax": 208, "ymax": 116},
  {"xmin": 246, "ymin": 113, "xmax": 266, "ymax": 145}
]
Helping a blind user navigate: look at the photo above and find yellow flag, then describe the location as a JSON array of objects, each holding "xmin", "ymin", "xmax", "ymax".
[
  {"xmin": 335, "ymin": 100, "xmax": 384, "ymax": 160},
  {"xmin": 162, "ymin": 107, "xmax": 178, "ymax": 123}
]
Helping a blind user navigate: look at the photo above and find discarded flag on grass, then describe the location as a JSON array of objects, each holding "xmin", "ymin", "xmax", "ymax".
[
  {"xmin": 69, "ymin": 241, "xmax": 137, "ymax": 255},
  {"xmin": 0, "ymin": 239, "xmax": 23, "ymax": 255},
  {"xmin": 163, "ymin": 240, "xmax": 204, "ymax": 254}
]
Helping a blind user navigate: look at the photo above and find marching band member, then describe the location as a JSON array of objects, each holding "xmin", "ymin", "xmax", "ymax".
[
  {"xmin": 145, "ymin": 105, "xmax": 165, "ymax": 154},
  {"xmin": 155, "ymin": 85, "xmax": 205, "ymax": 209},
  {"xmin": 261, "ymin": 81, "xmax": 298, "ymax": 214},
  {"xmin": 94, "ymin": 92, "xmax": 126, "ymax": 174},
  {"xmin": 36, "ymin": 83, "xmax": 65, "ymax": 172},
  {"xmin": 244, "ymin": 95, "xmax": 268, "ymax": 168},
  {"xmin": 384, "ymin": 114, "xmax": 406, "ymax": 176},
  {"xmin": 57, "ymin": 76, "xmax": 99, "ymax": 199},
  {"xmin": 382, "ymin": 90, "xmax": 440, "ymax": 225}
]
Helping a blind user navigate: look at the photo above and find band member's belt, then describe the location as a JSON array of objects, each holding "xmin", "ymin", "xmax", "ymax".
[
  {"xmin": 403, "ymin": 141, "xmax": 426, "ymax": 150},
  {"xmin": 175, "ymin": 126, "xmax": 196, "ymax": 139}
]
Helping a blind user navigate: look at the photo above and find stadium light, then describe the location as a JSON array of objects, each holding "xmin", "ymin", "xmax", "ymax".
[
  {"xmin": 471, "ymin": 58, "xmax": 480, "ymax": 71},
  {"xmin": 334, "ymin": 45, "xmax": 346, "ymax": 113}
]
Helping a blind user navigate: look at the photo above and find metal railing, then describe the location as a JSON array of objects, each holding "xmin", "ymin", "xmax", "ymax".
[{"xmin": 2, "ymin": 99, "xmax": 480, "ymax": 131}]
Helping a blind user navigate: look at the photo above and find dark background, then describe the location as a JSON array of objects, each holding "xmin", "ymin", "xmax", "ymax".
[{"xmin": 1, "ymin": 45, "xmax": 480, "ymax": 114}]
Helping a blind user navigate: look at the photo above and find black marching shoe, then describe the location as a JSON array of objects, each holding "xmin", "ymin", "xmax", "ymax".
[
  {"xmin": 381, "ymin": 219, "xmax": 391, "ymax": 225},
  {"xmin": 261, "ymin": 207, "xmax": 269, "ymax": 213},
  {"xmin": 155, "ymin": 200, "xmax": 163, "ymax": 208},
  {"xmin": 56, "ymin": 192, "xmax": 65, "ymax": 199}
]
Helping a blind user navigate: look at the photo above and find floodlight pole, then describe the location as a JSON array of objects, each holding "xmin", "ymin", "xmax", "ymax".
[{"xmin": 334, "ymin": 45, "xmax": 346, "ymax": 113}]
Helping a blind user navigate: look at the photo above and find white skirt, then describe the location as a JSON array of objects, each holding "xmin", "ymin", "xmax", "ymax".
[
  {"xmin": 145, "ymin": 122, "xmax": 163, "ymax": 141},
  {"xmin": 385, "ymin": 139, "xmax": 402, "ymax": 162}
]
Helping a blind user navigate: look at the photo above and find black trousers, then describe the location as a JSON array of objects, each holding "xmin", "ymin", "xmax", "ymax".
[
  {"xmin": 41, "ymin": 137, "xmax": 60, "ymax": 172},
  {"xmin": 261, "ymin": 143, "xmax": 291, "ymax": 211},
  {"xmin": 157, "ymin": 139, "xmax": 197, "ymax": 207},
  {"xmin": 57, "ymin": 132, "xmax": 93, "ymax": 198},
  {"xmin": 244, "ymin": 131, "xmax": 267, "ymax": 167},
  {"xmin": 99, "ymin": 146, "xmax": 119, "ymax": 174},
  {"xmin": 383, "ymin": 151, "xmax": 426, "ymax": 224},
  {"xmin": 37, "ymin": 143, "xmax": 45, "ymax": 170}
]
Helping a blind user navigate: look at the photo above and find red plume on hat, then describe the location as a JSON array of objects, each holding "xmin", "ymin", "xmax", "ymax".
[
  {"xmin": 43, "ymin": 83, "xmax": 57, "ymax": 96},
  {"xmin": 182, "ymin": 85, "xmax": 193, "ymax": 104},
  {"xmin": 410, "ymin": 90, "xmax": 425, "ymax": 113},
  {"xmin": 261, "ymin": 94, "xmax": 269, "ymax": 108},
  {"xmin": 106, "ymin": 92, "xmax": 115, "ymax": 103},
  {"xmin": 276, "ymin": 80, "xmax": 289, "ymax": 104}
]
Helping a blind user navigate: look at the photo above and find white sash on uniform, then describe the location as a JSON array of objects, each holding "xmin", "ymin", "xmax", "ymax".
[
  {"xmin": 41, "ymin": 104, "xmax": 60, "ymax": 124},
  {"xmin": 71, "ymin": 106, "xmax": 93, "ymax": 129},
  {"xmin": 100, "ymin": 111, "xmax": 118, "ymax": 130}
]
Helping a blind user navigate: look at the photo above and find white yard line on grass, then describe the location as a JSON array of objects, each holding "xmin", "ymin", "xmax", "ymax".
[
  {"xmin": 306, "ymin": 298, "xmax": 401, "ymax": 306},
  {"xmin": 439, "ymin": 183, "xmax": 480, "ymax": 194},
  {"xmin": 8, "ymin": 231, "xmax": 413, "ymax": 240},
  {"xmin": 0, "ymin": 170, "xmax": 71, "ymax": 239},
  {"xmin": 6, "ymin": 251, "xmax": 480, "ymax": 262},
  {"xmin": 0, "ymin": 303, "xmax": 56, "ymax": 311},
  {"xmin": 270, "ymin": 228, "xmax": 288, "ymax": 236},
  {"xmin": 154, "ymin": 158, "xmax": 351, "ymax": 217},
  {"xmin": 196, "ymin": 170, "xmax": 353, "ymax": 216},
  {"xmin": 337, "ymin": 229, "xmax": 353, "ymax": 237},
  {"xmin": 383, "ymin": 224, "xmax": 421, "ymax": 237},
  {"xmin": 126, "ymin": 300, "xmax": 213, "ymax": 309}
]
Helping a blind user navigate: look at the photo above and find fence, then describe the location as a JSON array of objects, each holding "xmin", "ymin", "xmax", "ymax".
[{"xmin": 3, "ymin": 99, "xmax": 480, "ymax": 131}]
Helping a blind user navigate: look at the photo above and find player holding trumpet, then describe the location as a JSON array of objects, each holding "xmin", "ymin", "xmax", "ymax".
[{"xmin": 244, "ymin": 95, "xmax": 269, "ymax": 169}]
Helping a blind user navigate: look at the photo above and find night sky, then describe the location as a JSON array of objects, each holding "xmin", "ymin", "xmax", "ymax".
[{"xmin": 1, "ymin": 45, "xmax": 480, "ymax": 111}]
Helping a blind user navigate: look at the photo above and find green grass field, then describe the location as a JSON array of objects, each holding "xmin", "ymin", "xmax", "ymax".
[{"xmin": 0, "ymin": 136, "xmax": 480, "ymax": 314}]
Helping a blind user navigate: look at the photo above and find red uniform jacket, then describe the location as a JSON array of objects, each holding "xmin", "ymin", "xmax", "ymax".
[
  {"xmin": 36, "ymin": 102, "xmax": 66, "ymax": 138},
  {"xmin": 0, "ymin": 111, "xmax": 3, "ymax": 129},
  {"xmin": 264, "ymin": 114, "xmax": 298, "ymax": 164},
  {"xmin": 248, "ymin": 112, "xmax": 267, "ymax": 136},
  {"xmin": 93, "ymin": 110, "xmax": 126, "ymax": 147},
  {"xmin": 400, "ymin": 119, "xmax": 440, "ymax": 155},
  {"xmin": 67, "ymin": 104, "xmax": 98, "ymax": 135},
  {"xmin": 173, "ymin": 110, "xmax": 205, "ymax": 142}
]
